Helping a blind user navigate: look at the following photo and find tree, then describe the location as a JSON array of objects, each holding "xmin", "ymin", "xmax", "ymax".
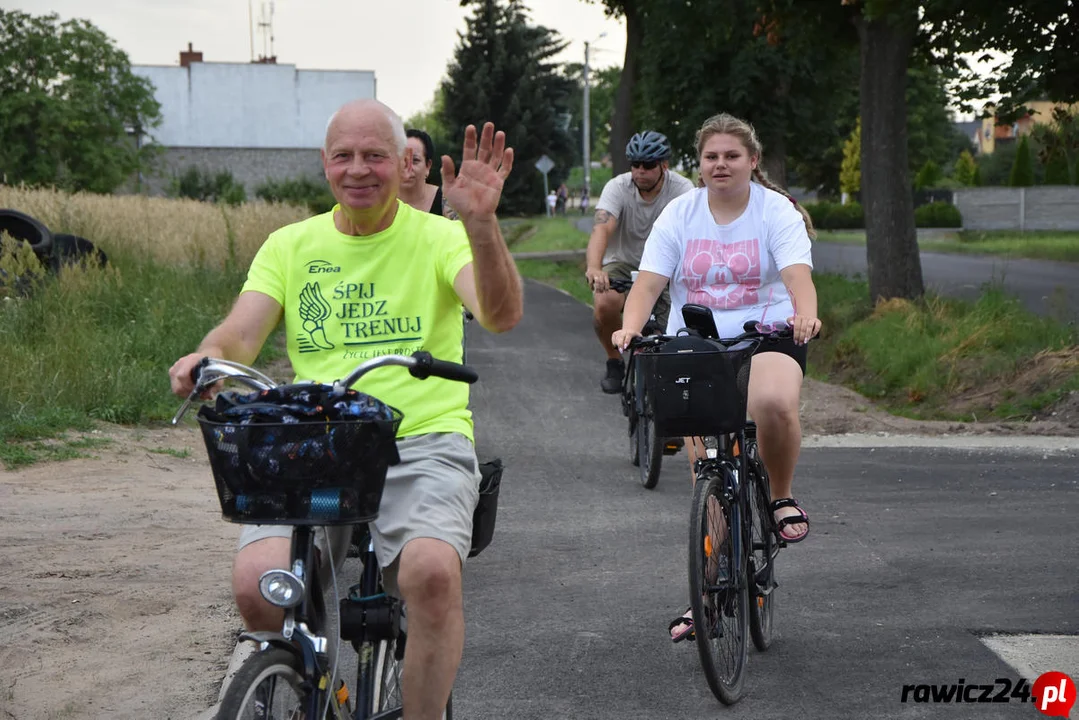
[
  {"xmin": 1030, "ymin": 107, "xmax": 1079, "ymax": 186},
  {"xmin": 581, "ymin": 0, "xmax": 644, "ymax": 176},
  {"xmin": 1009, "ymin": 135, "xmax": 1035, "ymax": 187},
  {"xmin": 443, "ymin": 0, "xmax": 576, "ymax": 215},
  {"xmin": 631, "ymin": 0, "xmax": 859, "ymax": 187},
  {"xmin": 0, "ymin": 10, "xmax": 161, "ymax": 193},
  {"xmin": 905, "ymin": 62, "xmax": 974, "ymax": 177},
  {"xmin": 846, "ymin": 0, "xmax": 1077, "ymax": 302},
  {"xmin": 914, "ymin": 159, "xmax": 942, "ymax": 189},
  {"xmin": 840, "ymin": 118, "xmax": 862, "ymax": 198},
  {"xmin": 953, "ymin": 149, "xmax": 977, "ymax": 186}
]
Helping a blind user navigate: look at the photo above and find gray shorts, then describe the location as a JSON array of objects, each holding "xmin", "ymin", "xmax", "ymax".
[{"xmin": 238, "ymin": 432, "xmax": 481, "ymax": 593}]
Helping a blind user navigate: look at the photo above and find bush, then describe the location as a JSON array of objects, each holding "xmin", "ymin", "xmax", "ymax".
[
  {"xmin": 830, "ymin": 201, "xmax": 864, "ymax": 229},
  {"xmin": 914, "ymin": 159, "xmax": 943, "ymax": 190},
  {"xmin": 803, "ymin": 200, "xmax": 836, "ymax": 230},
  {"xmin": 169, "ymin": 167, "xmax": 247, "ymax": 205},
  {"xmin": 1043, "ymin": 152, "xmax": 1073, "ymax": 185},
  {"xmin": 1009, "ymin": 136, "xmax": 1035, "ymax": 187},
  {"xmin": 803, "ymin": 200, "xmax": 864, "ymax": 230},
  {"xmin": 953, "ymin": 150, "xmax": 978, "ymax": 186},
  {"xmin": 255, "ymin": 176, "xmax": 336, "ymax": 215},
  {"xmin": 914, "ymin": 201, "xmax": 962, "ymax": 228}
]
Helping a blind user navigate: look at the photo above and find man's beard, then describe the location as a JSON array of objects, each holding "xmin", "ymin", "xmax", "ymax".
[{"xmin": 633, "ymin": 174, "xmax": 661, "ymax": 193}]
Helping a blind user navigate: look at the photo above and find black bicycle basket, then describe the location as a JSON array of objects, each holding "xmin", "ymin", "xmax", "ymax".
[
  {"xmin": 638, "ymin": 333, "xmax": 757, "ymax": 437},
  {"xmin": 196, "ymin": 383, "xmax": 403, "ymax": 525}
]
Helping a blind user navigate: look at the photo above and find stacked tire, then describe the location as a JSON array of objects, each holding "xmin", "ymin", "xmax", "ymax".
[
  {"xmin": 0, "ymin": 208, "xmax": 107, "ymax": 271},
  {"xmin": 0, "ymin": 209, "xmax": 53, "ymax": 262}
]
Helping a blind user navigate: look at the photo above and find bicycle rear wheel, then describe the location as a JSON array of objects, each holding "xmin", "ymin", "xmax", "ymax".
[
  {"xmin": 216, "ymin": 648, "xmax": 311, "ymax": 719},
  {"xmin": 637, "ymin": 389, "xmax": 663, "ymax": 489},
  {"xmin": 689, "ymin": 469, "xmax": 748, "ymax": 705},
  {"xmin": 746, "ymin": 440, "xmax": 776, "ymax": 652}
]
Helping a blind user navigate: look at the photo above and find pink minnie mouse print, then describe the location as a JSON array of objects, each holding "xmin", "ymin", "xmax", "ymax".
[{"xmin": 682, "ymin": 236, "xmax": 762, "ymax": 309}]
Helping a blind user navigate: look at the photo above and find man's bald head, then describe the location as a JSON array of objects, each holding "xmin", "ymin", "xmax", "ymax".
[{"xmin": 324, "ymin": 99, "xmax": 407, "ymax": 155}]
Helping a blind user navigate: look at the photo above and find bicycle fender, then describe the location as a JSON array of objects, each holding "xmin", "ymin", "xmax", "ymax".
[
  {"xmin": 239, "ymin": 630, "xmax": 322, "ymax": 680},
  {"xmin": 238, "ymin": 630, "xmax": 299, "ymax": 655}
]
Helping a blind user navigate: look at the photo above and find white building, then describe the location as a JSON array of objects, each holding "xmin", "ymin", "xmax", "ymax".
[{"xmin": 132, "ymin": 45, "xmax": 376, "ymax": 195}]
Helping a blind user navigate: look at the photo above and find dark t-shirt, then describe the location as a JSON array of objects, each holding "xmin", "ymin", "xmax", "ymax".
[{"xmin": 430, "ymin": 186, "xmax": 444, "ymax": 216}]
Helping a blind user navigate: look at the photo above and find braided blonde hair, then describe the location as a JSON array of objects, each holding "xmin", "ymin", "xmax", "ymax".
[{"xmin": 695, "ymin": 113, "xmax": 816, "ymax": 240}]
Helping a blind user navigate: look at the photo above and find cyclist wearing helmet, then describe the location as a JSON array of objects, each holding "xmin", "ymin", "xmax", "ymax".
[{"xmin": 586, "ymin": 130, "xmax": 694, "ymax": 393}]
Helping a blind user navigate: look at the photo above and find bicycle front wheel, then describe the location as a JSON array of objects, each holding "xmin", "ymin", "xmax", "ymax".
[
  {"xmin": 746, "ymin": 441, "xmax": 776, "ymax": 652},
  {"xmin": 365, "ymin": 635, "xmax": 452, "ymax": 720},
  {"xmin": 637, "ymin": 390, "xmax": 663, "ymax": 489},
  {"xmin": 689, "ymin": 469, "xmax": 748, "ymax": 705},
  {"xmin": 217, "ymin": 648, "xmax": 311, "ymax": 719}
]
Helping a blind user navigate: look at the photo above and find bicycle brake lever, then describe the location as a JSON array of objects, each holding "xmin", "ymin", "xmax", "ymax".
[{"xmin": 171, "ymin": 388, "xmax": 200, "ymax": 425}]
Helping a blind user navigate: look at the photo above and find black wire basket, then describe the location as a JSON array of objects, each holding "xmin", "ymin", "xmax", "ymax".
[
  {"xmin": 195, "ymin": 388, "xmax": 403, "ymax": 525},
  {"xmin": 638, "ymin": 336, "xmax": 757, "ymax": 437}
]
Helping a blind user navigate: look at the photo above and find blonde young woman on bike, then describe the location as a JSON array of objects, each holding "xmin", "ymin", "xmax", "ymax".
[{"xmin": 611, "ymin": 113, "xmax": 821, "ymax": 642}]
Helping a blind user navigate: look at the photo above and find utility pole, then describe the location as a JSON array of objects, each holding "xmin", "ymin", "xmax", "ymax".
[
  {"xmin": 581, "ymin": 33, "xmax": 606, "ymax": 203},
  {"xmin": 583, "ymin": 40, "xmax": 592, "ymax": 201}
]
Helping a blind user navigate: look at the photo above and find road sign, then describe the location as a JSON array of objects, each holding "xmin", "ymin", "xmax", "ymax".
[{"xmin": 535, "ymin": 154, "xmax": 556, "ymax": 215}]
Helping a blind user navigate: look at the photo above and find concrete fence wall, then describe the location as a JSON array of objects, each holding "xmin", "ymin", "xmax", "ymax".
[
  {"xmin": 953, "ymin": 187, "xmax": 1079, "ymax": 231},
  {"xmin": 135, "ymin": 147, "xmax": 324, "ymax": 196}
]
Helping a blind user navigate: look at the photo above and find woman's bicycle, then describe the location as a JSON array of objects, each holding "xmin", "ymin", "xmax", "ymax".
[
  {"xmin": 609, "ymin": 275, "xmax": 682, "ymax": 489},
  {"xmin": 632, "ymin": 308, "xmax": 792, "ymax": 704},
  {"xmin": 172, "ymin": 351, "xmax": 477, "ymax": 719}
]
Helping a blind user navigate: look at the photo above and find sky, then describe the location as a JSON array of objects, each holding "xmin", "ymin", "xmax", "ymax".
[{"xmin": 12, "ymin": 0, "xmax": 627, "ymax": 121}]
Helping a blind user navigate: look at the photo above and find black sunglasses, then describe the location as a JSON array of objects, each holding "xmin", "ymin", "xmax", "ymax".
[{"xmin": 631, "ymin": 160, "xmax": 659, "ymax": 170}]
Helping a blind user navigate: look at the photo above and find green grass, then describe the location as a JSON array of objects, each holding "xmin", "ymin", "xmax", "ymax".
[
  {"xmin": 145, "ymin": 446, "xmax": 191, "ymax": 458},
  {"xmin": 816, "ymin": 230, "xmax": 1079, "ymax": 262},
  {"xmin": 0, "ymin": 433, "xmax": 114, "ymax": 469},
  {"xmin": 515, "ymin": 258, "xmax": 592, "ymax": 305},
  {"xmin": 812, "ymin": 274, "xmax": 1079, "ymax": 420},
  {"xmin": 0, "ymin": 248, "xmax": 284, "ymax": 468},
  {"xmin": 509, "ymin": 216, "xmax": 589, "ymax": 253}
]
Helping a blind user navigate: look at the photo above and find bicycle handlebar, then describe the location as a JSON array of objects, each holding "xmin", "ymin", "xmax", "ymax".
[
  {"xmin": 627, "ymin": 322, "xmax": 795, "ymax": 351},
  {"xmin": 171, "ymin": 351, "xmax": 478, "ymax": 425}
]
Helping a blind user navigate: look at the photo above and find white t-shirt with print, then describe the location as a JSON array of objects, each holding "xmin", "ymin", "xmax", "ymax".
[{"xmin": 640, "ymin": 182, "xmax": 814, "ymax": 338}]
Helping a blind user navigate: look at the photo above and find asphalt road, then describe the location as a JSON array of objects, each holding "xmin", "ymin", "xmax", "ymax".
[
  {"xmin": 811, "ymin": 242, "xmax": 1079, "ymax": 324},
  {"xmin": 451, "ymin": 280, "xmax": 1079, "ymax": 719}
]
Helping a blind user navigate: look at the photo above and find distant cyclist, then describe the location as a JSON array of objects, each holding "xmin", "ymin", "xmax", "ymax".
[{"xmin": 585, "ymin": 131, "xmax": 694, "ymax": 393}]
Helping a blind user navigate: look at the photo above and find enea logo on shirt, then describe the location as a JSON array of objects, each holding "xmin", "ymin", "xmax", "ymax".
[{"xmin": 306, "ymin": 260, "xmax": 342, "ymax": 274}]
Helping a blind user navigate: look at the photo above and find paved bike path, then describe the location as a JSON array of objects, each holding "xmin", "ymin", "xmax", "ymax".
[{"xmin": 456, "ymin": 280, "xmax": 1079, "ymax": 719}]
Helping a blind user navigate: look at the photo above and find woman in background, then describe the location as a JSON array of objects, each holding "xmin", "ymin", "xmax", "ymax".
[{"xmin": 400, "ymin": 128, "xmax": 451, "ymax": 216}]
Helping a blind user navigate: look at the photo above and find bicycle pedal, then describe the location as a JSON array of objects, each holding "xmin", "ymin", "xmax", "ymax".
[{"xmin": 662, "ymin": 442, "xmax": 682, "ymax": 455}]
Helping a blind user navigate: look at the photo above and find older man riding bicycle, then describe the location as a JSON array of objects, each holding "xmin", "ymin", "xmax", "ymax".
[{"xmin": 169, "ymin": 98, "xmax": 523, "ymax": 720}]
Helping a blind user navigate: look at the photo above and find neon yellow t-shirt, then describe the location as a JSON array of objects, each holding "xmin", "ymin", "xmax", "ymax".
[{"xmin": 242, "ymin": 200, "xmax": 474, "ymax": 440}]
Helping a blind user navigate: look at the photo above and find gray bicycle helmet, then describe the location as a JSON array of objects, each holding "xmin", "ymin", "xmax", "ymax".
[{"xmin": 626, "ymin": 131, "xmax": 671, "ymax": 162}]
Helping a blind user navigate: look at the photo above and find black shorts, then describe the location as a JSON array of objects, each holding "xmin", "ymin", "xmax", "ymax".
[{"xmin": 753, "ymin": 335, "xmax": 807, "ymax": 375}]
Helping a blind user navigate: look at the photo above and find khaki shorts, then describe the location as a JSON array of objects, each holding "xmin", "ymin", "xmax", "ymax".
[
  {"xmin": 604, "ymin": 260, "xmax": 671, "ymax": 330},
  {"xmin": 238, "ymin": 432, "xmax": 481, "ymax": 595}
]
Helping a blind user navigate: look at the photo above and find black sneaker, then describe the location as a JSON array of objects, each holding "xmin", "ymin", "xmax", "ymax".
[{"xmin": 601, "ymin": 358, "xmax": 625, "ymax": 394}]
